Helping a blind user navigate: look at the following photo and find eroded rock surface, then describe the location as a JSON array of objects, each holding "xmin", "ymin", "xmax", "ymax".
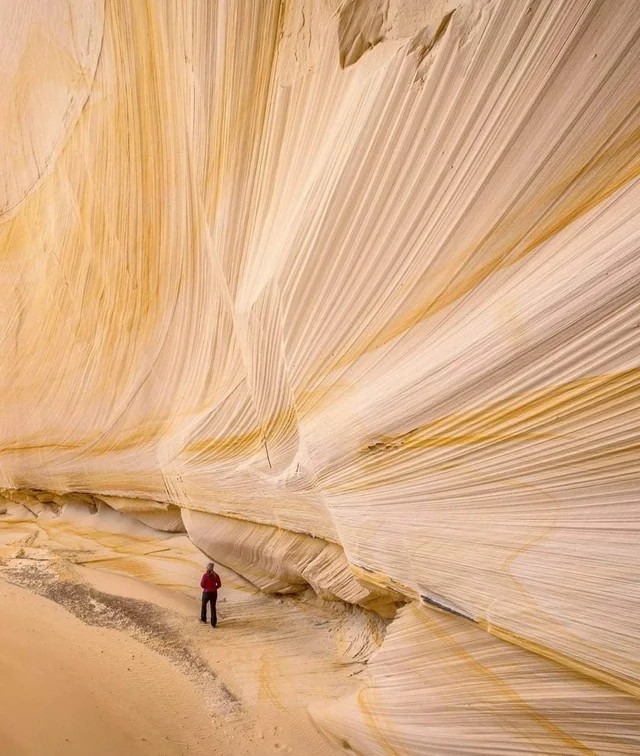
[{"xmin": 1, "ymin": 0, "xmax": 639, "ymax": 752}]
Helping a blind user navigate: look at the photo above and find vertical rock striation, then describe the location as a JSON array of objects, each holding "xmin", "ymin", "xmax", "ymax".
[{"xmin": 1, "ymin": 0, "xmax": 639, "ymax": 751}]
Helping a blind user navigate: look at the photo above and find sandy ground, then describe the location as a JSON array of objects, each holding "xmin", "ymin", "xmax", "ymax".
[{"xmin": 0, "ymin": 505, "xmax": 375, "ymax": 755}]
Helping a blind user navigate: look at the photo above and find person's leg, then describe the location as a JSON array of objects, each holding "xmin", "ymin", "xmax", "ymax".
[
  {"xmin": 201, "ymin": 592, "xmax": 208, "ymax": 622},
  {"xmin": 211, "ymin": 592, "xmax": 218, "ymax": 627}
]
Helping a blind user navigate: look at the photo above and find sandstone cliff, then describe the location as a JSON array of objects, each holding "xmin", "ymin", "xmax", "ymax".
[{"xmin": 1, "ymin": 0, "xmax": 639, "ymax": 752}]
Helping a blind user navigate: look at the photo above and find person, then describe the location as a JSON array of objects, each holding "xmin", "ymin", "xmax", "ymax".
[{"xmin": 200, "ymin": 562, "xmax": 222, "ymax": 627}]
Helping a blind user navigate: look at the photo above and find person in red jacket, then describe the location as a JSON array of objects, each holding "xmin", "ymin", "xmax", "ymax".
[{"xmin": 200, "ymin": 562, "xmax": 222, "ymax": 627}]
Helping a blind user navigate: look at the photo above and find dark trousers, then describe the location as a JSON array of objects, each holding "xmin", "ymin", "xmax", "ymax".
[{"xmin": 201, "ymin": 591, "xmax": 218, "ymax": 626}]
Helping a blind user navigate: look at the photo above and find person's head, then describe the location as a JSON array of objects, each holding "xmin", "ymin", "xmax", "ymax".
[{"xmin": 206, "ymin": 562, "xmax": 214, "ymax": 573}]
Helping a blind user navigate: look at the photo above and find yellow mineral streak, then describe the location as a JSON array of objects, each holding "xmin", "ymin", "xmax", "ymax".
[{"xmin": 1, "ymin": 0, "xmax": 639, "ymax": 752}]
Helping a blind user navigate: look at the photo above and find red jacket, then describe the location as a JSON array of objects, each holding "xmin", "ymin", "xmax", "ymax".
[{"xmin": 201, "ymin": 571, "xmax": 221, "ymax": 592}]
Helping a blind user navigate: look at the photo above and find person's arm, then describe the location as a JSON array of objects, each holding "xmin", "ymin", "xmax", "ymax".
[
  {"xmin": 200, "ymin": 574, "xmax": 207, "ymax": 589},
  {"xmin": 215, "ymin": 573, "xmax": 222, "ymax": 590}
]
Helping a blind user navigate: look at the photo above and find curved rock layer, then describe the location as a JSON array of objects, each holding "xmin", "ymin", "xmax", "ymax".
[{"xmin": 1, "ymin": 0, "xmax": 639, "ymax": 752}]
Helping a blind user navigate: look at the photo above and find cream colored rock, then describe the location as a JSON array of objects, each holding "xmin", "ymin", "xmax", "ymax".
[
  {"xmin": 1, "ymin": 0, "xmax": 639, "ymax": 751},
  {"xmin": 312, "ymin": 603, "xmax": 640, "ymax": 755},
  {"xmin": 98, "ymin": 495, "xmax": 186, "ymax": 532},
  {"xmin": 183, "ymin": 508, "xmax": 397, "ymax": 612}
]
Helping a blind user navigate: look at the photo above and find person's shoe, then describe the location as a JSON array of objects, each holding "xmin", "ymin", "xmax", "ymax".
[{"xmin": 200, "ymin": 619, "xmax": 207, "ymax": 623}]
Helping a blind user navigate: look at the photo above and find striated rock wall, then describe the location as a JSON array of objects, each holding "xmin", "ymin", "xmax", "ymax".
[{"xmin": 1, "ymin": 0, "xmax": 639, "ymax": 752}]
